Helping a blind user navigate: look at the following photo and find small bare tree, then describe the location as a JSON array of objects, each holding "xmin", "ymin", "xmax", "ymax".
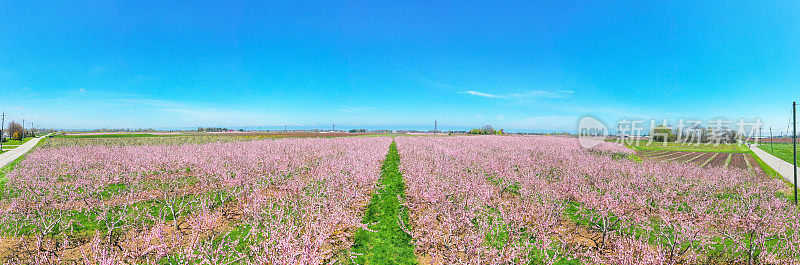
[{"xmin": 7, "ymin": 121, "xmax": 22, "ymax": 141}]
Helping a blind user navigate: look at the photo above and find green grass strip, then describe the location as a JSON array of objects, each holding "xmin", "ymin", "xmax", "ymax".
[
  {"xmin": 663, "ymin": 152, "xmax": 693, "ymax": 162},
  {"xmin": 0, "ymin": 137, "xmax": 49, "ymax": 198},
  {"xmin": 350, "ymin": 141, "xmax": 418, "ymax": 265},
  {"xmin": 684, "ymin": 152, "xmax": 706, "ymax": 163},
  {"xmin": 723, "ymin": 153, "xmax": 732, "ymax": 168},
  {"xmin": 700, "ymin": 153, "xmax": 718, "ymax": 167}
]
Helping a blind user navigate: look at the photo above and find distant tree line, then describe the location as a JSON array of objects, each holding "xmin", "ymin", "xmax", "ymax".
[
  {"xmin": 197, "ymin": 127, "xmax": 231, "ymax": 132},
  {"xmin": 349, "ymin": 129, "xmax": 367, "ymax": 133},
  {"xmin": 467, "ymin": 125, "xmax": 505, "ymax": 135},
  {"xmin": 3, "ymin": 121, "xmax": 34, "ymax": 141}
]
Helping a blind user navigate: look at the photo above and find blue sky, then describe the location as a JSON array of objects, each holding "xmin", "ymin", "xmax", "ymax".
[{"xmin": 1, "ymin": 1, "xmax": 799, "ymax": 132}]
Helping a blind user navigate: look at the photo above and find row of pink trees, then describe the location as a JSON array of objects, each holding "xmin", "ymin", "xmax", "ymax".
[
  {"xmin": 0, "ymin": 137, "xmax": 391, "ymax": 264},
  {"xmin": 396, "ymin": 136, "xmax": 800, "ymax": 264}
]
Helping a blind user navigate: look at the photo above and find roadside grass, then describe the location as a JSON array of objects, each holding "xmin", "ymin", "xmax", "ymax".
[
  {"xmin": 350, "ymin": 141, "xmax": 417, "ymax": 265},
  {"xmin": 1, "ymin": 137, "xmax": 34, "ymax": 146},
  {"xmin": 747, "ymin": 145, "xmax": 800, "ymax": 203},
  {"xmin": 0, "ymin": 155, "xmax": 26, "ymax": 196},
  {"xmin": 751, "ymin": 151, "xmax": 797, "ymax": 202},
  {"xmin": 0, "ymin": 137, "xmax": 47, "ymax": 196},
  {"xmin": 624, "ymin": 141, "xmax": 749, "ymax": 153},
  {"xmin": 757, "ymin": 142, "xmax": 799, "ymax": 165}
]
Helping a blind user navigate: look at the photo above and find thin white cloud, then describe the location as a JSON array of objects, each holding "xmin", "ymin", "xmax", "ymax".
[
  {"xmin": 461, "ymin": 90, "xmax": 574, "ymax": 99},
  {"xmin": 338, "ymin": 106, "xmax": 377, "ymax": 113},
  {"xmin": 461, "ymin": 91, "xmax": 504, "ymax": 98}
]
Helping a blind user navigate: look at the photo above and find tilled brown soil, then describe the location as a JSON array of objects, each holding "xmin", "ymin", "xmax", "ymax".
[
  {"xmin": 671, "ymin": 152, "xmax": 704, "ymax": 163},
  {"xmin": 706, "ymin": 153, "xmax": 730, "ymax": 168},
  {"xmin": 728, "ymin": 153, "xmax": 746, "ymax": 169},
  {"xmin": 743, "ymin": 154, "xmax": 763, "ymax": 173},
  {"xmin": 636, "ymin": 151, "xmax": 762, "ymax": 172},
  {"xmin": 638, "ymin": 151, "xmax": 670, "ymax": 157},
  {"xmin": 688, "ymin": 152, "xmax": 714, "ymax": 164},
  {"xmin": 654, "ymin": 152, "xmax": 685, "ymax": 160}
]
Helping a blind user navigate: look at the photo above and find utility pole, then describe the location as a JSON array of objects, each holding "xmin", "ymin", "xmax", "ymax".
[
  {"xmin": 21, "ymin": 118, "xmax": 24, "ymax": 139},
  {"xmin": 770, "ymin": 127, "xmax": 774, "ymax": 153},
  {"xmin": 284, "ymin": 125, "xmax": 287, "ymax": 132},
  {"xmin": 0, "ymin": 112, "xmax": 4, "ymax": 151},
  {"xmin": 332, "ymin": 123, "xmax": 335, "ymax": 132},
  {"xmin": 434, "ymin": 119, "xmax": 438, "ymax": 133},
  {"xmin": 794, "ymin": 101, "xmax": 797, "ymax": 204}
]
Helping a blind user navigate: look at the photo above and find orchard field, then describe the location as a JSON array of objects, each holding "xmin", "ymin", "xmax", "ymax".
[{"xmin": 0, "ymin": 135, "xmax": 798, "ymax": 264}]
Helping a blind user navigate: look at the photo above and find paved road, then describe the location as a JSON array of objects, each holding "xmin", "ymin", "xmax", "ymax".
[
  {"xmin": 751, "ymin": 145, "xmax": 800, "ymax": 186},
  {"xmin": 0, "ymin": 135, "xmax": 47, "ymax": 168}
]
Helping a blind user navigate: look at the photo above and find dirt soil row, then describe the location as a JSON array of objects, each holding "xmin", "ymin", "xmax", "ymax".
[{"xmin": 636, "ymin": 151, "xmax": 761, "ymax": 172}]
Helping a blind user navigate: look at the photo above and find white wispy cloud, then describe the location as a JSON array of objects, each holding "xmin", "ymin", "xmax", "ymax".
[
  {"xmin": 338, "ymin": 106, "xmax": 377, "ymax": 113},
  {"xmin": 460, "ymin": 90, "xmax": 574, "ymax": 99},
  {"xmin": 461, "ymin": 91, "xmax": 504, "ymax": 98}
]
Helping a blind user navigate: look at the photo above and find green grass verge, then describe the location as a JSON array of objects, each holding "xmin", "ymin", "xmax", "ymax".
[
  {"xmin": 749, "ymin": 150, "xmax": 796, "ymax": 202},
  {"xmin": 350, "ymin": 141, "xmax": 418, "ymax": 264},
  {"xmin": 0, "ymin": 137, "xmax": 48, "ymax": 198},
  {"xmin": 757, "ymin": 142, "xmax": 800, "ymax": 165},
  {"xmin": 0, "ymin": 155, "xmax": 27, "ymax": 194},
  {"xmin": 1, "ymin": 137, "xmax": 34, "ymax": 146}
]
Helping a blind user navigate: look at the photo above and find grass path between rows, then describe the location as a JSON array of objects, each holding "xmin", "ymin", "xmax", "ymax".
[{"xmin": 350, "ymin": 141, "xmax": 418, "ymax": 264}]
